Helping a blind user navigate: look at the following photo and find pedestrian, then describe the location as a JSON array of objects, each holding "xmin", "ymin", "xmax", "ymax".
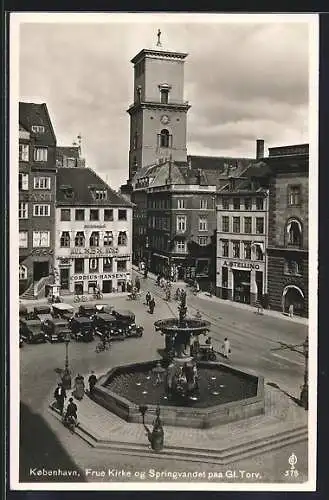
[
  {"xmin": 145, "ymin": 291, "xmax": 151, "ymax": 306},
  {"xmin": 255, "ymin": 299, "xmax": 263, "ymax": 315},
  {"xmin": 288, "ymin": 303, "xmax": 294, "ymax": 318},
  {"xmin": 223, "ymin": 337, "xmax": 231, "ymax": 359},
  {"xmin": 73, "ymin": 374, "xmax": 85, "ymax": 400},
  {"xmin": 88, "ymin": 371, "xmax": 97, "ymax": 395},
  {"xmin": 64, "ymin": 397, "xmax": 78, "ymax": 425},
  {"xmin": 135, "ymin": 277, "xmax": 141, "ymax": 293},
  {"xmin": 54, "ymin": 382, "xmax": 66, "ymax": 415},
  {"xmin": 143, "ymin": 267, "xmax": 148, "ymax": 279},
  {"xmin": 149, "ymin": 297, "xmax": 155, "ymax": 314}
]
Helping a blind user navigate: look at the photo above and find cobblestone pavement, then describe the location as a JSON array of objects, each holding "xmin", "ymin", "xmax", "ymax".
[{"xmin": 17, "ymin": 276, "xmax": 311, "ymax": 486}]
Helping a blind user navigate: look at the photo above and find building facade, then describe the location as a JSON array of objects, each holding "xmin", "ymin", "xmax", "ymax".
[
  {"xmin": 19, "ymin": 103, "xmax": 57, "ymax": 296},
  {"xmin": 216, "ymin": 173, "xmax": 269, "ymax": 305},
  {"xmin": 266, "ymin": 144, "xmax": 309, "ymax": 316},
  {"xmin": 55, "ymin": 167, "xmax": 133, "ymax": 295},
  {"xmin": 127, "ymin": 43, "xmax": 190, "ymax": 180}
]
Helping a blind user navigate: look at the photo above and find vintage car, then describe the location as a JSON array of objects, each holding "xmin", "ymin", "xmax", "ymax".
[
  {"xmin": 19, "ymin": 319, "xmax": 47, "ymax": 344},
  {"xmin": 77, "ymin": 304, "xmax": 97, "ymax": 319},
  {"xmin": 43, "ymin": 318, "xmax": 71, "ymax": 343},
  {"xmin": 33, "ymin": 305, "xmax": 53, "ymax": 324},
  {"xmin": 19, "ymin": 304, "xmax": 28, "ymax": 318},
  {"xmin": 93, "ymin": 312, "xmax": 125, "ymax": 341},
  {"xmin": 111, "ymin": 309, "xmax": 144, "ymax": 338},
  {"xmin": 69, "ymin": 316, "xmax": 95, "ymax": 342},
  {"xmin": 52, "ymin": 303, "xmax": 75, "ymax": 321},
  {"xmin": 95, "ymin": 304, "xmax": 114, "ymax": 314}
]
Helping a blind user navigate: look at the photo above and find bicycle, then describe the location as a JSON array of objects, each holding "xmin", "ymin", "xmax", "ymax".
[
  {"xmin": 74, "ymin": 294, "xmax": 88, "ymax": 303},
  {"xmin": 95, "ymin": 340, "xmax": 111, "ymax": 353},
  {"xmin": 92, "ymin": 292, "xmax": 103, "ymax": 300}
]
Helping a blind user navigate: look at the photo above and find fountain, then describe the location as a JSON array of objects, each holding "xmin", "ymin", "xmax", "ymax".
[{"xmin": 92, "ymin": 291, "xmax": 265, "ymax": 429}]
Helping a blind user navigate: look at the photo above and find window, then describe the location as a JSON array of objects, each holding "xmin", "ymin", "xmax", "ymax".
[
  {"xmin": 31, "ymin": 125, "xmax": 45, "ymax": 133},
  {"xmin": 176, "ymin": 215, "xmax": 186, "ymax": 232},
  {"xmin": 75, "ymin": 232, "xmax": 85, "ymax": 247},
  {"xmin": 19, "ymin": 173, "xmax": 29, "ymax": 191},
  {"xmin": 233, "ymin": 198, "xmax": 240, "ymax": 210},
  {"xmin": 200, "ymin": 199, "xmax": 208, "ymax": 209},
  {"xmin": 222, "ymin": 198, "xmax": 230, "ymax": 210},
  {"xmin": 89, "ymin": 231, "xmax": 100, "ymax": 247},
  {"xmin": 103, "ymin": 231, "xmax": 113, "ymax": 246},
  {"xmin": 117, "ymin": 260, "xmax": 127, "ymax": 272},
  {"xmin": 244, "ymin": 241, "xmax": 251, "ymax": 260},
  {"xmin": 19, "ymin": 202, "xmax": 28, "ymax": 219},
  {"xmin": 288, "ymin": 185, "xmax": 301, "ymax": 206},
  {"xmin": 74, "ymin": 258, "xmax": 84, "ymax": 273},
  {"xmin": 222, "ymin": 239, "xmax": 229, "ymax": 257},
  {"xmin": 33, "ymin": 231, "xmax": 50, "ymax": 247},
  {"xmin": 89, "ymin": 258, "xmax": 99, "ymax": 272},
  {"xmin": 19, "ymin": 144, "xmax": 29, "ymax": 161},
  {"xmin": 60, "ymin": 209, "xmax": 71, "ymax": 221},
  {"xmin": 160, "ymin": 129, "xmax": 170, "ymax": 148},
  {"xmin": 222, "ymin": 216, "xmax": 229, "ymax": 232},
  {"xmin": 198, "ymin": 236, "xmax": 208, "ymax": 246},
  {"xmin": 160, "ymin": 88, "xmax": 169, "ymax": 104},
  {"xmin": 255, "ymin": 244, "xmax": 264, "ymax": 261},
  {"xmin": 118, "ymin": 209, "xmax": 127, "ymax": 221},
  {"xmin": 177, "ymin": 199, "xmax": 185, "ymax": 209},
  {"xmin": 104, "ymin": 209, "xmax": 113, "ymax": 221},
  {"xmin": 103, "ymin": 257, "xmax": 113, "ymax": 272},
  {"xmin": 222, "ymin": 266, "xmax": 228, "ymax": 288},
  {"xmin": 90, "ymin": 209, "xmax": 99, "ymax": 221},
  {"xmin": 233, "ymin": 217, "xmax": 240, "ymax": 233},
  {"xmin": 33, "ymin": 204, "xmax": 50, "ymax": 217},
  {"xmin": 244, "ymin": 198, "xmax": 252, "ymax": 210},
  {"xmin": 284, "ymin": 259, "xmax": 301, "ymax": 275},
  {"xmin": 256, "ymin": 197, "xmax": 264, "ymax": 210},
  {"xmin": 256, "ymin": 217, "xmax": 264, "ymax": 234},
  {"xmin": 199, "ymin": 216, "xmax": 208, "ymax": 231},
  {"xmin": 233, "ymin": 241, "xmax": 240, "ymax": 258},
  {"xmin": 176, "ymin": 240, "xmax": 187, "ymax": 253},
  {"xmin": 118, "ymin": 231, "xmax": 127, "ymax": 246},
  {"xmin": 75, "ymin": 209, "xmax": 85, "ymax": 221},
  {"xmin": 244, "ymin": 217, "xmax": 252, "ymax": 234},
  {"xmin": 19, "ymin": 231, "xmax": 28, "ymax": 248},
  {"xmin": 287, "ymin": 220, "xmax": 302, "ymax": 247},
  {"xmin": 34, "ymin": 176, "xmax": 51, "ymax": 190},
  {"xmin": 60, "ymin": 231, "xmax": 70, "ymax": 247},
  {"xmin": 19, "ymin": 265, "xmax": 27, "ymax": 280},
  {"xmin": 95, "ymin": 190, "xmax": 107, "ymax": 200},
  {"xmin": 34, "ymin": 147, "xmax": 48, "ymax": 162}
]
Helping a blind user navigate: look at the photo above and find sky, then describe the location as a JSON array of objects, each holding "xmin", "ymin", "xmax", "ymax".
[{"xmin": 17, "ymin": 14, "xmax": 312, "ymax": 189}]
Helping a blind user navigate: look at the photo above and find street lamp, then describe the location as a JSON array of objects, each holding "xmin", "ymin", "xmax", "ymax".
[
  {"xmin": 62, "ymin": 332, "xmax": 72, "ymax": 390},
  {"xmin": 300, "ymin": 337, "xmax": 308, "ymax": 410}
]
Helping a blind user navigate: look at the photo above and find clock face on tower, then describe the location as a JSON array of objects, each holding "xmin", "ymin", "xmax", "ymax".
[{"xmin": 160, "ymin": 115, "xmax": 170, "ymax": 125}]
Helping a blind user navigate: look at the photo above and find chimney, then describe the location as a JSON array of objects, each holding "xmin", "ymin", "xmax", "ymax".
[
  {"xmin": 187, "ymin": 156, "xmax": 192, "ymax": 170},
  {"xmin": 256, "ymin": 139, "xmax": 265, "ymax": 160}
]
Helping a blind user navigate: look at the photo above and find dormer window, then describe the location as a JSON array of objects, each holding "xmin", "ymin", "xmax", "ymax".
[
  {"xmin": 31, "ymin": 125, "xmax": 45, "ymax": 133},
  {"xmin": 95, "ymin": 190, "xmax": 107, "ymax": 200}
]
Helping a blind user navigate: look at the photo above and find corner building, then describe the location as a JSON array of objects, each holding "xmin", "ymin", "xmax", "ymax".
[
  {"xmin": 266, "ymin": 144, "xmax": 309, "ymax": 316},
  {"xmin": 19, "ymin": 103, "xmax": 57, "ymax": 296},
  {"xmin": 55, "ymin": 167, "xmax": 133, "ymax": 295}
]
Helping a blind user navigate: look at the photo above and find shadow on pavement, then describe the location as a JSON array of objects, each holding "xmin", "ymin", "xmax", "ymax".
[
  {"xmin": 19, "ymin": 402, "xmax": 85, "ymax": 482},
  {"xmin": 266, "ymin": 382, "xmax": 304, "ymax": 408}
]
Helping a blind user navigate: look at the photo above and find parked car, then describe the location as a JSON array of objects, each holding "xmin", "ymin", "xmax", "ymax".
[
  {"xmin": 33, "ymin": 305, "xmax": 53, "ymax": 324},
  {"xmin": 95, "ymin": 304, "xmax": 114, "ymax": 314},
  {"xmin": 19, "ymin": 304, "xmax": 28, "ymax": 319},
  {"xmin": 19, "ymin": 319, "xmax": 46, "ymax": 344},
  {"xmin": 43, "ymin": 318, "xmax": 71, "ymax": 343},
  {"xmin": 69, "ymin": 316, "xmax": 95, "ymax": 342},
  {"xmin": 93, "ymin": 312, "xmax": 125, "ymax": 341},
  {"xmin": 52, "ymin": 303, "xmax": 75, "ymax": 321},
  {"xmin": 111, "ymin": 309, "xmax": 144, "ymax": 338},
  {"xmin": 78, "ymin": 304, "xmax": 97, "ymax": 319}
]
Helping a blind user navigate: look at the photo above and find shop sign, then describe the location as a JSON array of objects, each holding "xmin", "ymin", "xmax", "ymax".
[
  {"xmin": 223, "ymin": 260, "xmax": 261, "ymax": 270},
  {"xmin": 31, "ymin": 249, "xmax": 53, "ymax": 256},
  {"xmin": 84, "ymin": 224, "xmax": 106, "ymax": 229},
  {"xmin": 30, "ymin": 192, "xmax": 52, "ymax": 202},
  {"xmin": 73, "ymin": 273, "xmax": 116, "ymax": 281},
  {"xmin": 70, "ymin": 247, "xmax": 119, "ymax": 257}
]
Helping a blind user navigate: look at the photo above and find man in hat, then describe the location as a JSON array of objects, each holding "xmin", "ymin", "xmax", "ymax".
[{"xmin": 54, "ymin": 382, "xmax": 66, "ymax": 415}]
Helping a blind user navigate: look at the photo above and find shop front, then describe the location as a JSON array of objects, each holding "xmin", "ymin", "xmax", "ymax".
[{"xmin": 219, "ymin": 259, "xmax": 265, "ymax": 305}]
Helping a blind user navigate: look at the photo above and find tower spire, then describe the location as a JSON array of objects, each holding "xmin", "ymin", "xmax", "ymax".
[{"xmin": 156, "ymin": 29, "xmax": 162, "ymax": 47}]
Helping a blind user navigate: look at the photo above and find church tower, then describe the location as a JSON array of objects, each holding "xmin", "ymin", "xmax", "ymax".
[{"xmin": 127, "ymin": 30, "xmax": 190, "ymax": 180}]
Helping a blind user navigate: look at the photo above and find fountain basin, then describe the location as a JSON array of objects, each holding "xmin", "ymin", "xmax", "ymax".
[{"xmin": 92, "ymin": 360, "xmax": 265, "ymax": 429}]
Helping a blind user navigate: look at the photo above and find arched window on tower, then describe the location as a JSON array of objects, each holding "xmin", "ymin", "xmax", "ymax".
[
  {"xmin": 160, "ymin": 129, "xmax": 170, "ymax": 148},
  {"xmin": 286, "ymin": 219, "xmax": 302, "ymax": 248}
]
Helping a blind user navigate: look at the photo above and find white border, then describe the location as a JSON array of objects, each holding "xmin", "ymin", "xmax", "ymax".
[{"xmin": 10, "ymin": 12, "xmax": 318, "ymax": 492}]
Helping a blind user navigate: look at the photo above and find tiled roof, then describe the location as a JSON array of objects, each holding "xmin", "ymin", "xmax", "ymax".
[
  {"xmin": 188, "ymin": 155, "xmax": 253, "ymax": 172},
  {"xmin": 19, "ymin": 102, "xmax": 56, "ymax": 146},
  {"xmin": 56, "ymin": 147, "xmax": 80, "ymax": 159},
  {"xmin": 56, "ymin": 167, "xmax": 133, "ymax": 207}
]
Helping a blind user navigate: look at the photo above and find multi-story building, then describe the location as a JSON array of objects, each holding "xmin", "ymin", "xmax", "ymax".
[
  {"xmin": 56, "ymin": 145, "xmax": 86, "ymax": 168},
  {"xmin": 55, "ymin": 167, "xmax": 133, "ymax": 295},
  {"xmin": 216, "ymin": 165, "xmax": 270, "ymax": 305},
  {"xmin": 266, "ymin": 144, "xmax": 309, "ymax": 316},
  {"xmin": 19, "ymin": 102, "xmax": 57, "ymax": 296}
]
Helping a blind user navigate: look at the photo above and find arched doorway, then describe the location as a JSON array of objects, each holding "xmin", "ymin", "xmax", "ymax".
[{"xmin": 282, "ymin": 285, "xmax": 305, "ymax": 316}]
